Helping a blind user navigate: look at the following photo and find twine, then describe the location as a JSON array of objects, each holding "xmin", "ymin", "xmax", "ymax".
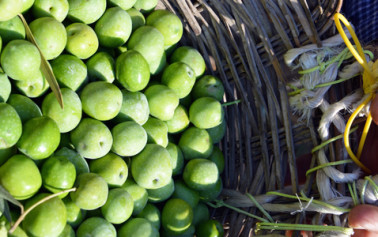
[
  {"xmin": 338, "ymin": 61, "xmax": 363, "ymax": 79},
  {"xmin": 287, "ymin": 45, "xmax": 357, "ymax": 123},
  {"xmin": 283, "ymin": 31, "xmax": 377, "ymax": 199},
  {"xmin": 284, "ymin": 30, "xmax": 352, "ymax": 66},
  {"xmin": 318, "ymin": 91, "xmax": 363, "ymax": 139},
  {"xmin": 316, "ymin": 149, "xmax": 360, "ymax": 184},
  {"xmin": 357, "ymin": 175, "xmax": 378, "ymax": 205},
  {"xmin": 289, "ymin": 57, "xmax": 340, "ymax": 123},
  {"xmin": 317, "ymin": 169, "xmax": 337, "ymax": 200},
  {"xmin": 351, "ymin": 92, "xmax": 372, "ymax": 117}
]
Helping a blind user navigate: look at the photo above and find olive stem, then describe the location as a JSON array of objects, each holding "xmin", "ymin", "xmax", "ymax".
[
  {"xmin": 9, "ymin": 188, "xmax": 76, "ymax": 234},
  {"xmin": 222, "ymin": 100, "xmax": 241, "ymax": 107}
]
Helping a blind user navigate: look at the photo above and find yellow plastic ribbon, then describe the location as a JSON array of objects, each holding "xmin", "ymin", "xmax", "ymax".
[{"xmin": 334, "ymin": 13, "xmax": 378, "ymax": 174}]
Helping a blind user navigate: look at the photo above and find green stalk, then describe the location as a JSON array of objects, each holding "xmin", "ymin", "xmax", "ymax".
[
  {"xmin": 364, "ymin": 50, "xmax": 374, "ymax": 59},
  {"xmin": 256, "ymin": 222, "xmax": 354, "ymax": 235},
  {"xmin": 348, "ymin": 183, "xmax": 358, "ymax": 206},
  {"xmin": 207, "ymin": 200, "xmax": 269, "ymax": 222},
  {"xmin": 365, "ymin": 176, "xmax": 378, "ymax": 197},
  {"xmin": 315, "ymin": 75, "xmax": 359, "ymax": 88},
  {"xmin": 360, "ymin": 179, "xmax": 369, "ymax": 204},
  {"xmin": 222, "ymin": 100, "xmax": 241, "ymax": 107},
  {"xmin": 353, "ymin": 181, "xmax": 359, "ymax": 205},
  {"xmin": 297, "ymin": 48, "xmax": 372, "ymax": 75},
  {"xmin": 288, "ymin": 88, "xmax": 305, "ymax": 96},
  {"xmin": 288, "ymin": 47, "xmax": 373, "ymax": 97},
  {"xmin": 287, "ymin": 84, "xmax": 300, "ymax": 91},
  {"xmin": 306, "ymin": 160, "xmax": 353, "ymax": 176},
  {"xmin": 266, "ymin": 191, "xmax": 350, "ymax": 213},
  {"xmin": 298, "ymin": 47, "xmax": 350, "ymax": 74},
  {"xmin": 311, "ymin": 126, "xmax": 358, "ymax": 154},
  {"xmin": 300, "ymin": 190, "xmax": 308, "ymax": 199},
  {"xmin": 288, "ymin": 75, "xmax": 359, "ymax": 96},
  {"xmin": 245, "ymin": 193, "xmax": 274, "ymax": 222}
]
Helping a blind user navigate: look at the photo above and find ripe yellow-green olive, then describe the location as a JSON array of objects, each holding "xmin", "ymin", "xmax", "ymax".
[
  {"xmin": 23, "ymin": 193, "xmax": 67, "ymax": 237},
  {"xmin": 0, "ymin": 154, "xmax": 41, "ymax": 200}
]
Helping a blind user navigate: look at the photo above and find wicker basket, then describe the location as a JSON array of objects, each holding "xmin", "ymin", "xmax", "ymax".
[{"xmin": 156, "ymin": 0, "xmax": 349, "ymax": 236}]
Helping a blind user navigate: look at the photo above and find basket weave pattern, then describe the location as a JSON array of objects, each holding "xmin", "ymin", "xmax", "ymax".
[{"xmin": 158, "ymin": 0, "xmax": 344, "ymax": 236}]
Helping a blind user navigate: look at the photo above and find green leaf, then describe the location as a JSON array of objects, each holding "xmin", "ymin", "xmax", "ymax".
[
  {"xmin": 0, "ymin": 199, "xmax": 4, "ymax": 217},
  {"xmin": 0, "ymin": 185, "xmax": 23, "ymax": 214},
  {"xmin": 0, "ymin": 200, "xmax": 12, "ymax": 223},
  {"xmin": 18, "ymin": 13, "xmax": 63, "ymax": 109}
]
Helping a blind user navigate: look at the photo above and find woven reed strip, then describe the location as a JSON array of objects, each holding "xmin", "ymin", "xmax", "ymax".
[
  {"xmin": 200, "ymin": 23, "xmax": 245, "ymax": 189},
  {"xmin": 205, "ymin": 3, "xmax": 273, "ymax": 190},
  {"xmin": 278, "ymin": 1, "xmax": 301, "ymax": 47},
  {"xmin": 206, "ymin": 0, "xmax": 307, "ymax": 195},
  {"xmin": 299, "ymin": 0, "xmax": 322, "ymax": 46},
  {"xmin": 228, "ymin": 0, "xmax": 301, "ymax": 203},
  {"xmin": 263, "ymin": 1, "xmax": 294, "ymax": 49}
]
